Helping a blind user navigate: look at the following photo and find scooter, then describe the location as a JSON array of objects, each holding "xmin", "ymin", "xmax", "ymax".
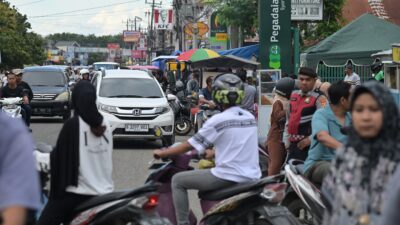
[
  {"xmin": 149, "ymin": 127, "xmax": 301, "ymax": 225},
  {"xmin": 34, "ymin": 142, "xmax": 172, "ymax": 225},
  {"xmin": 282, "ymin": 160, "xmax": 326, "ymax": 225},
  {"xmin": 0, "ymin": 97, "xmax": 23, "ymax": 118},
  {"xmin": 168, "ymin": 95, "xmax": 193, "ymax": 136}
]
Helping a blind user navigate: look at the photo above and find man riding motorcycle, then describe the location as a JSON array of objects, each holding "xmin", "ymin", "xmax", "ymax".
[
  {"xmin": 0, "ymin": 72, "xmax": 31, "ymax": 126},
  {"xmin": 153, "ymin": 73, "xmax": 261, "ymax": 225}
]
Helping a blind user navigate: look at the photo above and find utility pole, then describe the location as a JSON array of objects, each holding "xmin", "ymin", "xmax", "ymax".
[{"xmin": 145, "ymin": 0, "xmax": 162, "ymax": 64}]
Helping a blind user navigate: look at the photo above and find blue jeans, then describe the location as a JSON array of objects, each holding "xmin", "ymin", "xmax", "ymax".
[{"xmin": 21, "ymin": 104, "xmax": 31, "ymax": 126}]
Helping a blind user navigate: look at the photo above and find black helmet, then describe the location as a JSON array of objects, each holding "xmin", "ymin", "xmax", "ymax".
[
  {"xmin": 275, "ymin": 77, "xmax": 295, "ymax": 99},
  {"xmin": 212, "ymin": 73, "xmax": 244, "ymax": 106},
  {"xmin": 371, "ymin": 62, "xmax": 383, "ymax": 73}
]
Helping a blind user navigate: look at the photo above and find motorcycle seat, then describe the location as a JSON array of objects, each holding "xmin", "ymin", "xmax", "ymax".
[
  {"xmin": 73, "ymin": 183, "xmax": 159, "ymax": 213},
  {"xmin": 198, "ymin": 178, "xmax": 272, "ymax": 201}
]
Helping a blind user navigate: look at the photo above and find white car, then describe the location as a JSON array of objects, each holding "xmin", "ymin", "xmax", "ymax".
[
  {"xmin": 93, "ymin": 62, "xmax": 120, "ymax": 71},
  {"xmin": 93, "ymin": 69, "xmax": 175, "ymax": 146}
]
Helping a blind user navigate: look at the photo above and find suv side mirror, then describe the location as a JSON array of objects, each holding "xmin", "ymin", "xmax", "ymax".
[{"xmin": 167, "ymin": 94, "xmax": 177, "ymax": 102}]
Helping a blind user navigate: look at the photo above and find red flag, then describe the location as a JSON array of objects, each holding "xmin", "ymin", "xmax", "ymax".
[{"xmin": 154, "ymin": 10, "xmax": 159, "ymax": 24}]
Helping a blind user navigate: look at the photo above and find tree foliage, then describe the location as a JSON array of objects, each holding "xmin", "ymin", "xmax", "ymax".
[
  {"xmin": 204, "ymin": 0, "xmax": 258, "ymax": 37},
  {"xmin": 45, "ymin": 33, "xmax": 125, "ymax": 48},
  {"xmin": 0, "ymin": 0, "xmax": 45, "ymax": 69},
  {"xmin": 301, "ymin": 0, "xmax": 347, "ymax": 43}
]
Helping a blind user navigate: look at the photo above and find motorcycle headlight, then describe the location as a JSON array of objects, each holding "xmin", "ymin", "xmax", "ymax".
[
  {"xmin": 155, "ymin": 106, "xmax": 170, "ymax": 114},
  {"xmin": 98, "ymin": 103, "xmax": 117, "ymax": 113},
  {"xmin": 55, "ymin": 92, "xmax": 69, "ymax": 101}
]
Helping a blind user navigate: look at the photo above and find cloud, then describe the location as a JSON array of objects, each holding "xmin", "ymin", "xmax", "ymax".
[{"xmin": 87, "ymin": 5, "xmax": 148, "ymax": 35}]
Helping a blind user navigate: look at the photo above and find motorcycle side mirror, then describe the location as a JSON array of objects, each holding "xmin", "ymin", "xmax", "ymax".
[{"xmin": 167, "ymin": 94, "xmax": 177, "ymax": 102}]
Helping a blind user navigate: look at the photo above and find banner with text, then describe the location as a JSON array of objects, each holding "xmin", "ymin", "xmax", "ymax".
[
  {"xmin": 154, "ymin": 9, "xmax": 173, "ymax": 30},
  {"xmin": 259, "ymin": 0, "xmax": 292, "ymax": 73}
]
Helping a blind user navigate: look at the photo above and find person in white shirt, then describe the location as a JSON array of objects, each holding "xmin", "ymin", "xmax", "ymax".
[
  {"xmin": 38, "ymin": 81, "xmax": 113, "ymax": 225},
  {"xmin": 154, "ymin": 73, "xmax": 261, "ymax": 225},
  {"xmin": 344, "ymin": 64, "xmax": 361, "ymax": 86}
]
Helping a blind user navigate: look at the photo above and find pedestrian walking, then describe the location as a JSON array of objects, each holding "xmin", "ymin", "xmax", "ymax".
[{"xmin": 344, "ymin": 63, "xmax": 361, "ymax": 86}]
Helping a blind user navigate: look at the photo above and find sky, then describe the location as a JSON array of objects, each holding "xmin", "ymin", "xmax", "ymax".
[{"xmin": 8, "ymin": 0, "xmax": 173, "ymax": 36}]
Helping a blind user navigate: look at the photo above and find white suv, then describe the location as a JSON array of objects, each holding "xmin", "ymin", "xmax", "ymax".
[{"xmin": 93, "ymin": 69, "xmax": 175, "ymax": 146}]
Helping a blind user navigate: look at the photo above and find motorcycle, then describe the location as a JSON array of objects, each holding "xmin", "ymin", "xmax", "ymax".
[
  {"xmin": 194, "ymin": 104, "xmax": 220, "ymax": 132},
  {"xmin": 34, "ymin": 142, "xmax": 172, "ymax": 225},
  {"xmin": 0, "ymin": 97, "xmax": 23, "ymax": 118},
  {"xmin": 282, "ymin": 160, "xmax": 326, "ymax": 225},
  {"xmin": 149, "ymin": 127, "xmax": 301, "ymax": 225},
  {"xmin": 168, "ymin": 94, "xmax": 193, "ymax": 136}
]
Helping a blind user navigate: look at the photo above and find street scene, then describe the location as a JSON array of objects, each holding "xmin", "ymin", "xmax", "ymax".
[{"xmin": 1, "ymin": 0, "xmax": 400, "ymax": 225}]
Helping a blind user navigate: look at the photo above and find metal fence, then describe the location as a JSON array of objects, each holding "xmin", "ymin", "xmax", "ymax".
[{"xmin": 317, "ymin": 61, "xmax": 372, "ymax": 83}]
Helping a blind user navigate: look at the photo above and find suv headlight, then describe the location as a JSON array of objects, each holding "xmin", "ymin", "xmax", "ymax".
[
  {"xmin": 55, "ymin": 92, "xmax": 69, "ymax": 101},
  {"xmin": 155, "ymin": 106, "xmax": 170, "ymax": 114},
  {"xmin": 98, "ymin": 103, "xmax": 117, "ymax": 113}
]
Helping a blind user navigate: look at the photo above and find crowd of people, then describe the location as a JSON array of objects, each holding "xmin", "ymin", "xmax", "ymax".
[{"xmin": 0, "ymin": 61, "xmax": 398, "ymax": 225}]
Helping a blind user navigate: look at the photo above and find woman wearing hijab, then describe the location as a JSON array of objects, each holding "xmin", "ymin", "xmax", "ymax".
[
  {"xmin": 322, "ymin": 81, "xmax": 400, "ymax": 225},
  {"xmin": 37, "ymin": 81, "xmax": 114, "ymax": 225},
  {"xmin": 266, "ymin": 77, "xmax": 296, "ymax": 176}
]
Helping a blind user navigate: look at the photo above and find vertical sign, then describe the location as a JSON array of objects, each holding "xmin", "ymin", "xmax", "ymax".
[
  {"xmin": 210, "ymin": 12, "xmax": 228, "ymax": 51},
  {"xmin": 259, "ymin": 0, "xmax": 292, "ymax": 73}
]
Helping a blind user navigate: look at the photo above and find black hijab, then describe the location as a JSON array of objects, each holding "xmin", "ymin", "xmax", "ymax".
[
  {"xmin": 50, "ymin": 81, "xmax": 104, "ymax": 198},
  {"xmin": 347, "ymin": 81, "xmax": 400, "ymax": 165}
]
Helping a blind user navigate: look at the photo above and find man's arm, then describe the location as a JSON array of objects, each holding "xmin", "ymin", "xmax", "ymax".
[
  {"xmin": 316, "ymin": 131, "xmax": 343, "ymax": 149},
  {"xmin": 154, "ymin": 141, "xmax": 193, "ymax": 158},
  {"xmin": 2, "ymin": 206, "xmax": 27, "ymax": 225}
]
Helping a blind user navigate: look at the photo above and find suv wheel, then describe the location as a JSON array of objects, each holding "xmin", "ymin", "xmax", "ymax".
[{"xmin": 162, "ymin": 135, "xmax": 175, "ymax": 147}]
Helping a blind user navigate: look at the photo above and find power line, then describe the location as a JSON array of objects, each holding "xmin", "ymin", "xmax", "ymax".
[
  {"xmin": 29, "ymin": 0, "xmax": 140, "ymax": 18},
  {"xmin": 30, "ymin": 7, "xmax": 148, "ymax": 19},
  {"xmin": 17, "ymin": 0, "xmax": 45, "ymax": 7}
]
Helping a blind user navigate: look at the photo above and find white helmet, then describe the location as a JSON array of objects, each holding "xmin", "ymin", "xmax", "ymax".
[{"xmin": 80, "ymin": 69, "xmax": 90, "ymax": 75}]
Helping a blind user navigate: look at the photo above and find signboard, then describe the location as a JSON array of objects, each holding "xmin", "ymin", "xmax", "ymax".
[
  {"xmin": 257, "ymin": 69, "xmax": 281, "ymax": 138},
  {"xmin": 154, "ymin": 9, "xmax": 173, "ymax": 30},
  {"xmin": 137, "ymin": 37, "xmax": 147, "ymax": 51},
  {"xmin": 215, "ymin": 33, "xmax": 228, "ymax": 41},
  {"xmin": 259, "ymin": 0, "xmax": 292, "ymax": 73},
  {"xmin": 132, "ymin": 50, "xmax": 146, "ymax": 59},
  {"xmin": 210, "ymin": 37, "xmax": 228, "ymax": 51},
  {"xmin": 107, "ymin": 43, "xmax": 120, "ymax": 60},
  {"xmin": 393, "ymin": 44, "xmax": 400, "ymax": 64},
  {"xmin": 123, "ymin": 31, "xmax": 141, "ymax": 42},
  {"xmin": 291, "ymin": 0, "xmax": 323, "ymax": 21},
  {"xmin": 210, "ymin": 12, "xmax": 227, "ymax": 36},
  {"xmin": 184, "ymin": 22, "xmax": 209, "ymax": 36}
]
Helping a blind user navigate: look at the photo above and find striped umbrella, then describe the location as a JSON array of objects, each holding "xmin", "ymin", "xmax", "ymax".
[{"xmin": 177, "ymin": 48, "xmax": 220, "ymax": 62}]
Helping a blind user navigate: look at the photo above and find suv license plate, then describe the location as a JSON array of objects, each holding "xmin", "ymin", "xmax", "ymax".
[{"xmin": 125, "ymin": 124, "xmax": 149, "ymax": 132}]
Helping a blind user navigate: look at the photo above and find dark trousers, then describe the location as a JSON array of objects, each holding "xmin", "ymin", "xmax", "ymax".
[
  {"xmin": 21, "ymin": 104, "xmax": 31, "ymax": 126},
  {"xmin": 37, "ymin": 192, "xmax": 93, "ymax": 225},
  {"xmin": 287, "ymin": 142, "xmax": 309, "ymax": 162}
]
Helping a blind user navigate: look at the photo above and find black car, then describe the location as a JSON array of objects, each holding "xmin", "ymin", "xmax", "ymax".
[{"xmin": 23, "ymin": 66, "xmax": 72, "ymax": 120}]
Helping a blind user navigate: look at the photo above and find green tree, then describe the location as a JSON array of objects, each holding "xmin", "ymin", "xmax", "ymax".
[
  {"xmin": 88, "ymin": 52, "xmax": 107, "ymax": 65},
  {"xmin": 204, "ymin": 0, "xmax": 258, "ymax": 37},
  {"xmin": 46, "ymin": 33, "xmax": 125, "ymax": 48},
  {"xmin": 0, "ymin": 0, "xmax": 45, "ymax": 69}
]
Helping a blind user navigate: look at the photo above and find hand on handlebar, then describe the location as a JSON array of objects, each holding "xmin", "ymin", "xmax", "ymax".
[{"xmin": 153, "ymin": 149, "xmax": 165, "ymax": 159}]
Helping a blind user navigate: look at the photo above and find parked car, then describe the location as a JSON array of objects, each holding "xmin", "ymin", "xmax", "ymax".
[
  {"xmin": 93, "ymin": 69, "xmax": 175, "ymax": 146},
  {"xmin": 93, "ymin": 62, "xmax": 120, "ymax": 71},
  {"xmin": 23, "ymin": 66, "xmax": 72, "ymax": 120}
]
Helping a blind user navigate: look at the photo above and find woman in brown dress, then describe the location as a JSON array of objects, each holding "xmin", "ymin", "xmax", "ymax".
[{"xmin": 266, "ymin": 77, "xmax": 296, "ymax": 176}]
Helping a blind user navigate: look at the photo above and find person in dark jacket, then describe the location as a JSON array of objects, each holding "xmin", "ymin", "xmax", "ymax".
[{"xmin": 37, "ymin": 81, "xmax": 113, "ymax": 225}]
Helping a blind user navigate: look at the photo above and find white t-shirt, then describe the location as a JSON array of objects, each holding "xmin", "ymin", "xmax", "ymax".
[
  {"xmin": 188, "ymin": 106, "xmax": 261, "ymax": 183},
  {"xmin": 344, "ymin": 72, "xmax": 361, "ymax": 86},
  {"xmin": 67, "ymin": 117, "xmax": 114, "ymax": 195}
]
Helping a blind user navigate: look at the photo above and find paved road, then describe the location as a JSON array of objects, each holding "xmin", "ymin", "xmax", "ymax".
[{"xmin": 31, "ymin": 117, "xmax": 202, "ymax": 219}]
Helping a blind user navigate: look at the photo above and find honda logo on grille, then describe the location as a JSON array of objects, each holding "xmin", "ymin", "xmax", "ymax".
[{"xmin": 132, "ymin": 109, "xmax": 141, "ymax": 116}]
